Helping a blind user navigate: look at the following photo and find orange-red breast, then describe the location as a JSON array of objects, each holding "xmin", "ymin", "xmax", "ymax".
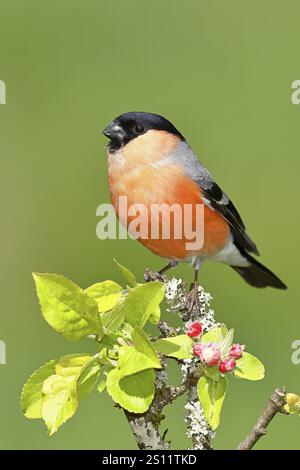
[{"xmin": 103, "ymin": 112, "xmax": 286, "ymax": 290}]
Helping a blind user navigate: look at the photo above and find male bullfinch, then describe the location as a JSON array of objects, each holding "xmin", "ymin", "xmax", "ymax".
[{"xmin": 103, "ymin": 112, "xmax": 286, "ymax": 306}]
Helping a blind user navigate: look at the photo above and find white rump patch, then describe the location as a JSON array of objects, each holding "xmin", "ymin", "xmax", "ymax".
[{"xmin": 210, "ymin": 237, "xmax": 250, "ymax": 267}]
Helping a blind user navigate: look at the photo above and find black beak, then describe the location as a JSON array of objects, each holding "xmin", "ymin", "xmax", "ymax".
[{"xmin": 102, "ymin": 121, "xmax": 124, "ymax": 140}]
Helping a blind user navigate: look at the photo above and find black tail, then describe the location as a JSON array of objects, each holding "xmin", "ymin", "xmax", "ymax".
[{"xmin": 231, "ymin": 250, "xmax": 287, "ymax": 290}]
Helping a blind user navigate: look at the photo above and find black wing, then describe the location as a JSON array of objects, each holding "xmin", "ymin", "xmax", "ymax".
[
  {"xmin": 174, "ymin": 143, "xmax": 259, "ymax": 255},
  {"xmin": 200, "ymin": 181, "xmax": 259, "ymax": 256}
]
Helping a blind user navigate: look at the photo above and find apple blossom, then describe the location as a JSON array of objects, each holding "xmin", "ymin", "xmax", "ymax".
[
  {"xmin": 193, "ymin": 342, "xmax": 221, "ymax": 366},
  {"xmin": 187, "ymin": 321, "xmax": 202, "ymax": 338},
  {"xmin": 229, "ymin": 343, "xmax": 245, "ymax": 359},
  {"xmin": 219, "ymin": 358, "xmax": 236, "ymax": 373}
]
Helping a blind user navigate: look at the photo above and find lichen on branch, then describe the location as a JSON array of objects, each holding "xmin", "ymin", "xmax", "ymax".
[{"xmin": 20, "ymin": 261, "xmax": 298, "ymax": 450}]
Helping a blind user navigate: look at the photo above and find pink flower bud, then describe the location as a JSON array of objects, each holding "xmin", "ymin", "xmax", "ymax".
[
  {"xmin": 187, "ymin": 321, "xmax": 202, "ymax": 338},
  {"xmin": 193, "ymin": 342, "xmax": 221, "ymax": 366},
  {"xmin": 219, "ymin": 358, "xmax": 236, "ymax": 373},
  {"xmin": 229, "ymin": 343, "xmax": 245, "ymax": 359},
  {"xmin": 193, "ymin": 343, "xmax": 203, "ymax": 357}
]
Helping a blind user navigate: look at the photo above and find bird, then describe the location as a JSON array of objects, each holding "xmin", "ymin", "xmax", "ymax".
[{"xmin": 102, "ymin": 111, "xmax": 286, "ymax": 308}]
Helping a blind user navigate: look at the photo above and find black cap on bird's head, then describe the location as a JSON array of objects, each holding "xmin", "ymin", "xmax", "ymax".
[{"xmin": 102, "ymin": 111, "xmax": 185, "ymax": 152}]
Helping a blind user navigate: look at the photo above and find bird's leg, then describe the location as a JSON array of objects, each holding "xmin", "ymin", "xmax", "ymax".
[
  {"xmin": 144, "ymin": 261, "xmax": 178, "ymax": 282},
  {"xmin": 186, "ymin": 267, "xmax": 200, "ymax": 315},
  {"xmin": 159, "ymin": 261, "xmax": 178, "ymax": 276}
]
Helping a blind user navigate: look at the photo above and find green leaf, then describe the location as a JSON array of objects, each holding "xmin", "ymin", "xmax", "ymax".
[
  {"xmin": 201, "ymin": 325, "xmax": 227, "ymax": 344},
  {"xmin": 77, "ymin": 358, "xmax": 101, "ymax": 399},
  {"xmin": 155, "ymin": 335, "xmax": 193, "ymax": 359},
  {"xmin": 20, "ymin": 359, "xmax": 57, "ymax": 419},
  {"xmin": 106, "ymin": 368, "xmax": 155, "ymax": 413},
  {"xmin": 96, "ymin": 365, "xmax": 111, "ymax": 394},
  {"xmin": 113, "ymin": 259, "xmax": 137, "ymax": 287},
  {"xmin": 55, "ymin": 354, "xmax": 92, "ymax": 377},
  {"xmin": 100, "ymin": 301, "xmax": 125, "ymax": 333},
  {"xmin": 55, "ymin": 354, "xmax": 99, "ymax": 399},
  {"xmin": 98, "ymin": 347, "xmax": 117, "ymax": 367},
  {"xmin": 118, "ymin": 328, "xmax": 161, "ymax": 378},
  {"xmin": 233, "ymin": 352, "xmax": 265, "ymax": 381},
  {"xmin": 85, "ymin": 280, "xmax": 122, "ymax": 313},
  {"xmin": 120, "ymin": 322, "xmax": 133, "ymax": 341},
  {"xmin": 21, "ymin": 354, "xmax": 98, "ymax": 434},
  {"xmin": 42, "ymin": 374, "xmax": 78, "ymax": 436},
  {"xmin": 197, "ymin": 375, "xmax": 228, "ymax": 430},
  {"xmin": 203, "ymin": 365, "xmax": 221, "ymax": 382},
  {"xmin": 100, "ymin": 332, "xmax": 121, "ymax": 348},
  {"xmin": 97, "ymin": 377, "xmax": 107, "ymax": 394},
  {"xmin": 220, "ymin": 329, "xmax": 234, "ymax": 357},
  {"xmin": 33, "ymin": 273, "xmax": 102, "ymax": 341},
  {"xmin": 123, "ymin": 282, "xmax": 165, "ymax": 327},
  {"xmin": 133, "ymin": 328, "xmax": 161, "ymax": 365},
  {"xmin": 148, "ymin": 305, "xmax": 161, "ymax": 325}
]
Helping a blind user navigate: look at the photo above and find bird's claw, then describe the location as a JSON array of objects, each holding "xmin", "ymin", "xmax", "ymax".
[{"xmin": 185, "ymin": 282, "xmax": 200, "ymax": 315}]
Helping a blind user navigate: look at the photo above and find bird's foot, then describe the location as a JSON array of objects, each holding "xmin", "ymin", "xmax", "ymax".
[
  {"xmin": 185, "ymin": 282, "xmax": 200, "ymax": 315},
  {"xmin": 144, "ymin": 268, "xmax": 166, "ymax": 283}
]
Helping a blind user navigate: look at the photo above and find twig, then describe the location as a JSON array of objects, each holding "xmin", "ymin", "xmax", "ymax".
[
  {"xmin": 237, "ymin": 387, "xmax": 287, "ymax": 450},
  {"xmin": 157, "ymin": 320, "xmax": 181, "ymax": 338}
]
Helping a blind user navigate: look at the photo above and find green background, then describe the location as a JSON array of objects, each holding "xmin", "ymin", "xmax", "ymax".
[{"xmin": 0, "ymin": 0, "xmax": 299, "ymax": 450}]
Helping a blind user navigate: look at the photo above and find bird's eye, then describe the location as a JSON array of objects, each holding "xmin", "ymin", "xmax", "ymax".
[{"xmin": 134, "ymin": 124, "xmax": 145, "ymax": 134}]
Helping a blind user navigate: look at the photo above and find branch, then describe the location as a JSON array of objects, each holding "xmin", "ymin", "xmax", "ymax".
[
  {"xmin": 124, "ymin": 364, "xmax": 171, "ymax": 450},
  {"xmin": 122, "ymin": 273, "xmax": 217, "ymax": 450},
  {"xmin": 237, "ymin": 387, "xmax": 287, "ymax": 450},
  {"xmin": 123, "ymin": 355, "xmax": 201, "ymax": 449},
  {"xmin": 185, "ymin": 385, "xmax": 213, "ymax": 450},
  {"xmin": 125, "ymin": 273, "xmax": 289, "ymax": 451},
  {"xmin": 120, "ymin": 271, "xmax": 291, "ymax": 451}
]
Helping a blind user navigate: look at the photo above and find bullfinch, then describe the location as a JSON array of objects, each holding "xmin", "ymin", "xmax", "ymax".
[{"xmin": 103, "ymin": 112, "xmax": 286, "ymax": 306}]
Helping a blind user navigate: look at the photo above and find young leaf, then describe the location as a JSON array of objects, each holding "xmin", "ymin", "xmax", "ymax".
[
  {"xmin": 33, "ymin": 273, "xmax": 102, "ymax": 341},
  {"xmin": 100, "ymin": 301, "xmax": 125, "ymax": 333},
  {"xmin": 121, "ymin": 322, "xmax": 133, "ymax": 341},
  {"xmin": 284, "ymin": 393, "xmax": 300, "ymax": 414},
  {"xmin": 97, "ymin": 377, "xmax": 107, "ymax": 394},
  {"xmin": 118, "ymin": 328, "xmax": 161, "ymax": 378},
  {"xmin": 197, "ymin": 375, "xmax": 228, "ymax": 430},
  {"xmin": 96, "ymin": 364, "xmax": 111, "ymax": 394},
  {"xmin": 233, "ymin": 352, "xmax": 265, "ymax": 381},
  {"xmin": 113, "ymin": 259, "xmax": 137, "ymax": 287},
  {"xmin": 155, "ymin": 335, "xmax": 193, "ymax": 359},
  {"xmin": 100, "ymin": 332, "xmax": 121, "ymax": 348},
  {"xmin": 55, "ymin": 354, "xmax": 92, "ymax": 377},
  {"xmin": 148, "ymin": 305, "xmax": 161, "ymax": 325},
  {"xmin": 55, "ymin": 354, "xmax": 100, "ymax": 400},
  {"xmin": 77, "ymin": 358, "xmax": 101, "ymax": 400},
  {"xmin": 203, "ymin": 365, "xmax": 221, "ymax": 382},
  {"xmin": 85, "ymin": 280, "xmax": 122, "ymax": 313},
  {"xmin": 220, "ymin": 329, "xmax": 234, "ymax": 357},
  {"xmin": 20, "ymin": 359, "xmax": 57, "ymax": 419},
  {"xmin": 106, "ymin": 368, "xmax": 155, "ymax": 413},
  {"xmin": 133, "ymin": 328, "xmax": 161, "ymax": 366},
  {"xmin": 42, "ymin": 375, "xmax": 78, "ymax": 436},
  {"xmin": 123, "ymin": 282, "xmax": 165, "ymax": 327},
  {"xmin": 201, "ymin": 325, "xmax": 227, "ymax": 344}
]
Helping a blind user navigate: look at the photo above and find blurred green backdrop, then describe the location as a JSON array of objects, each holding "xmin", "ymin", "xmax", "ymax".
[{"xmin": 0, "ymin": 0, "xmax": 299, "ymax": 450}]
